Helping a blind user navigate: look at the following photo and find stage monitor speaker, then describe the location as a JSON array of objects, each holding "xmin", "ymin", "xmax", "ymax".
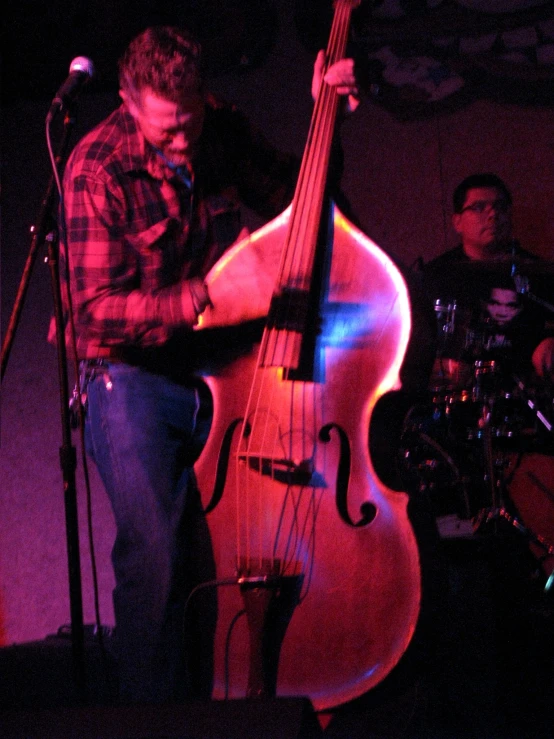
[
  {"xmin": 0, "ymin": 634, "xmax": 118, "ymax": 710},
  {"xmin": 1, "ymin": 698, "xmax": 323, "ymax": 738}
]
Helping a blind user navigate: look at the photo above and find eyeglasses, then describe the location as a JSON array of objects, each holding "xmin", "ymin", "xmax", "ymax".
[{"xmin": 460, "ymin": 199, "xmax": 510, "ymax": 215}]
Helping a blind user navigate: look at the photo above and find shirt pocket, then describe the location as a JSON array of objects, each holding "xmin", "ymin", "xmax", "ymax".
[{"xmin": 126, "ymin": 217, "xmax": 184, "ymax": 290}]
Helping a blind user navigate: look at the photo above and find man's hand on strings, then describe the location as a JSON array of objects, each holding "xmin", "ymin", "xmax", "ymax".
[
  {"xmin": 312, "ymin": 50, "xmax": 360, "ymax": 113},
  {"xmin": 196, "ymin": 227, "xmax": 281, "ymax": 329}
]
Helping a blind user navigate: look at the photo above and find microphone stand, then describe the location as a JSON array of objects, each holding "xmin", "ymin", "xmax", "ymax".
[{"xmin": 1, "ymin": 108, "xmax": 86, "ymax": 700}]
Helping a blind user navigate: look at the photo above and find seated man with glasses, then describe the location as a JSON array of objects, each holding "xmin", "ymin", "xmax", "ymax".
[
  {"xmin": 370, "ymin": 173, "xmax": 552, "ymax": 490},
  {"xmin": 410, "ymin": 172, "xmax": 554, "ymax": 735},
  {"xmin": 423, "ymin": 172, "xmax": 554, "ymax": 383}
]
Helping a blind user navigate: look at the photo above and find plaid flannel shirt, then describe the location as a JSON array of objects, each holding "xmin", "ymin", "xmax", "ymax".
[{"xmin": 50, "ymin": 94, "xmax": 298, "ymax": 360}]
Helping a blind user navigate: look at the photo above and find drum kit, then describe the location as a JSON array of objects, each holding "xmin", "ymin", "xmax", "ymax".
[{"xmin": 398, "ymin": 261, "xmax": 554, "ymax": 589}]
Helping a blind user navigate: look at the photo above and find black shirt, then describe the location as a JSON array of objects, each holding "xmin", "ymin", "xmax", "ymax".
[{"xmin": 421, "ymin": 244, "xmax": 552, "ymax": 388}]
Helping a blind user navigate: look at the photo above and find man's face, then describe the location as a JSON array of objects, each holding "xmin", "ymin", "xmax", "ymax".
[
  {"xmin": 124, "ymin": 88, "xmax": 205, "ymax": 168},
  {"xmin": 452, "ymin": 186, "xmax": 512, "ymax": 258}
]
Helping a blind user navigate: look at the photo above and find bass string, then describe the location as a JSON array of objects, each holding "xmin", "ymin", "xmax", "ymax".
[{"xmin": 234, "ymin": 0, "xmax": 357, "ymax": 570}]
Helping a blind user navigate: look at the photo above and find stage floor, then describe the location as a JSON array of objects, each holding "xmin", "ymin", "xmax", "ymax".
[{"xmin": 1, "ymin": 573, "xmax": 553, "ymax": 739}]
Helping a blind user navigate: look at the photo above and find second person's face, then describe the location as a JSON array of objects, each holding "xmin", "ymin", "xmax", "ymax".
[{"xmin": 452, "ymin": 186, "xmax": 512, "ymax": 256}]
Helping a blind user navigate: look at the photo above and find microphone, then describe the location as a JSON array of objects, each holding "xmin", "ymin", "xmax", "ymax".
[{"xmin": 48, "ymin": 56, "xmax": 95, "ymax": 116}]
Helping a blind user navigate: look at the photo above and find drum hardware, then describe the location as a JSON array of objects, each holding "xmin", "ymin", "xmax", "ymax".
[
  {"xmin": 404, "ymin": 290, "xmax": 554, "ymax": 557},
  {"xmin": 399, "ymin": 369, "xmax": 543, "ymax": 537},
  {"xmin": 416, "ymin": 286, "xmax": 554, "ymax": 587},
  {"xmin": 471, "ymin": 503, "xmax": 554, "ymax": 593},
  {"xmin": 447, "ymin": 411, "xmax": 554, "ymax": 593},
  {"xmin": 399, "ymin": 399, "xmax": 551, "ymax": 550},
  {"xmin": 471, "ymin": 405, "xmax": 509, "ymax": 538},
  {"xmin": 398, "ymin": 401, "xmax": 489, "ymax": 525},
  {"xmin": 433, "ymin": 299, "xmax": 458, "ymax": 387},
  {"xmin": 513, "ymin": 271, "xmax": 554, "ymax": 316},
  {"xmin": 434, "ymin": 298, "xmax": 457, "ymax": 338},
  {"xmin": 473, "ymin": 359, "xmax": 498, "ymax": 398},
  {"xmin": 428, "ymin": 385, "xmax": 527, "ymax": 446},
  {"xmin": 503, "ymin": 450, "xmax": 554, "ymax": 591},
  {"xmin": 512, "ymin": 374, "xmax": 553, "ymax": 435}
]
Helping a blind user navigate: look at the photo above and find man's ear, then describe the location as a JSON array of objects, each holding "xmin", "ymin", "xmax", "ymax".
[
  {"xmin": 120, "ymin": 89, "xmax": 139, "ymax": 118},
  {"xmin": 452, "ymin": 213, "xmax": 462, "ymax": 235}
]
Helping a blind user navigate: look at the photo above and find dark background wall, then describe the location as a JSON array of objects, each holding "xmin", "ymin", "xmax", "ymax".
[{"xmin": 2, "ymin": 0, "xmax": 554, "ymax": 647}]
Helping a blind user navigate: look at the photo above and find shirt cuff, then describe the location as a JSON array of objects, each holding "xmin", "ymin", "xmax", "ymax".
[{"xmin": 185, "ymin": 278, "xmax": 212, "ymax": 324}]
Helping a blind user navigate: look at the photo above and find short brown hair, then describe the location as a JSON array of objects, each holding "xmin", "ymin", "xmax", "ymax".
[
  {"xmin": 118, "ymin": 26, "xmax": 203, "ymax": 106},
  {"xmin": 452, "ymin": 173, "xmax": 512, "ymax": 213}
]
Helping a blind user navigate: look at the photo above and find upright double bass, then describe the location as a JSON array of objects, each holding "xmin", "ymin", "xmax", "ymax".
[{"xmin": 194, "ymin": 0, "xmax": 421, "ymax": 712}]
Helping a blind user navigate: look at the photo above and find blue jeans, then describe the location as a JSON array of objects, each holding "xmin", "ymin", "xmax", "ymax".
[{"xmin": 84, "ymin": 361, "xmax": 214, "ymax": 704}]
